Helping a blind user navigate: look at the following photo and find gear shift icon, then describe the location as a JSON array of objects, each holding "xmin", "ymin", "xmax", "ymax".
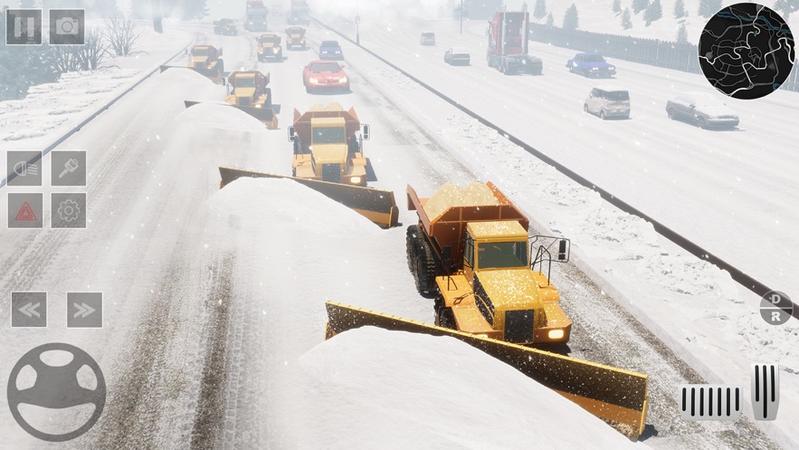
[{"xmin": 7, "ymin": 343, "xmax": 106, "ymax": 442}]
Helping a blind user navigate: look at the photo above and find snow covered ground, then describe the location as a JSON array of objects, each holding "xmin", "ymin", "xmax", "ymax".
[
  {"xmin": 0, "ymin": 21, "xmax": 192, "ymax": 151},
  {"xmin": 1, "ymin": 9, "xmax": 797, "ymax": 449},
  {"xmin": 311, "ymin": 17, "xmax": 798, "ymax": 448}
]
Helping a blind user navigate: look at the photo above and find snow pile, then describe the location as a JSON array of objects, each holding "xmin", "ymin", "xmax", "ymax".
[
  {"xmin": 422, "ymin": 181, "xmax": 499, "ymax": 219},
  {"xmin": 288, "ymin": 327, "xmax": 641, "ymax": 449},
  {"xmin": 0, "ymin": 25, "xmax": 191, "ymax": 148}
]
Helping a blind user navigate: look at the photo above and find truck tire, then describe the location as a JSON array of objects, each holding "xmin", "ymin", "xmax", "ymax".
[
  {"xmin": 434, "ymin": 295, "xmax": 456, "ymax": 329},
  {"xmin": 406, "ymin": 225, "xmax": 440, "ymax": 298}
]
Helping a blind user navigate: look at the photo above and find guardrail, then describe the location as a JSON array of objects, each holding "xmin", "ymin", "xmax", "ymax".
[
  {"xmin": 314, "ymin": 18, "xmax": 797, "ymax": 321},
  {"xmin": 1, "ymin": 44, "xmax": 190, "ymax": 188}
]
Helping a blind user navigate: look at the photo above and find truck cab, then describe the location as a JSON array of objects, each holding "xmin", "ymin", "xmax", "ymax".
[
  {"xmin": 257, "ymin": 34, "xmax": 283, "ymax": 61},
  {"xmin": 439, "ymin": 221, "xmax": 572, "ymax": 344},
  {"xmin": 288, "ymin": 107, "xmax": 371, "ymax": 186},
  {"xmin": 189, "ymin": 45, "xmax": 224, "ymax": 82},
  {"xmin": 286, "ymin": 26, "xmax": 307, "ymax": 49}
]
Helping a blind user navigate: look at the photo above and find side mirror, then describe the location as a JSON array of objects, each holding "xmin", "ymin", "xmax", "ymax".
[
  {"xmin": 287, "ymin": 126, "xmax": 295, "ymax": 142},
  {"xmin": 557, "ymin": 239, "xmax": 570, "ymax": 262},
  {"xmin": 362, "ymin": 124, "xmax": 370, "ymax": 140}
]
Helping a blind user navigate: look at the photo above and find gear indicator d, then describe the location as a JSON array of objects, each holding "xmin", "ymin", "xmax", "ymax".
[{"xmin": 7, "ymin": 343, "xmax": 106, "ymax": 442}]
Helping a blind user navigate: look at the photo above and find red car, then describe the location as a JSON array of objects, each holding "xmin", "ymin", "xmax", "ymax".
[{"xmin": 302, "ymin": 60, "xmax": 350, "ymax": 93}]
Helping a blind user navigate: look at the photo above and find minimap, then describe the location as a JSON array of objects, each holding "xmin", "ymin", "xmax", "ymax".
[{"xmin": 698, "ymin": 3, "xmax": 795, "ymax": 100}]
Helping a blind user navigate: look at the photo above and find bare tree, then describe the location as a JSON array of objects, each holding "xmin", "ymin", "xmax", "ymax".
[
  {"xmin": 52, "ymin": 28, "xmax": 110, "ymax": 72},
  {"xmin": 106, "ymin": 15, "xmax": 141, "ymax": 56}
]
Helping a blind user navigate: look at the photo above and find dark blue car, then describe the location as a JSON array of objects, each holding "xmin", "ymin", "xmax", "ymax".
[
  {"xmin": 319, "ymin": 40, "xmax": 343, "ymax": 60},
  {"xmin": 566, "ymin": 53, "xmax": 616, "ymax": 78}
]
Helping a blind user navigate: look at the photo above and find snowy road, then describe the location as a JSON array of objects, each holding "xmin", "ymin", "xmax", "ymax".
[
  {"xmin": 331, "ymin": 17, "xmax": 799, "ymax": 304},
  {"xmin": 0, "ymin": 17, "xmax": 791, "ymax": 449}
]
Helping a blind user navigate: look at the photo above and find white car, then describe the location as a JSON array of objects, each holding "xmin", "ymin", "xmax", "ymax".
[
  {"xmin": 583, "ymin": 86, "xmax": 630, "ymax": 120},
  {"xmin": 665, "ymin": 93, "xmax": 739, "ymax": 129},
  {"xmin": 444, "ymin": 48, "xmax": 470, "ymax": 65}
]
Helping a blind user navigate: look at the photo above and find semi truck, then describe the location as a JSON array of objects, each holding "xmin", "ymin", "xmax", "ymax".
[
  {"xmin": 288, "ymin": 0, "xmax": 310, "ymax": 25},
  {"xmin": 487, "ymin": 11, "xmax": 543, "ymax": 75},
  {"xmin": 245, "ymin": 0, "xmax": 268, "ymax": 32}
]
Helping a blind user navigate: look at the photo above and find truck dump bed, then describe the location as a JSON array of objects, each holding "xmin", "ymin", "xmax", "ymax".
[
  {"xmin": 407, "ymin": 182, "xmax": 529, "ymax": 265},
  {"xmin": 292, "ymin": 104, "xmax": 361, "ymax": 152}
]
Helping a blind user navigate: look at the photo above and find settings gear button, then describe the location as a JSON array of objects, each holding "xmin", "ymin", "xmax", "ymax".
[{"xmin": 52, "ymin": 193, "xmax": 86, "ymax": 229}]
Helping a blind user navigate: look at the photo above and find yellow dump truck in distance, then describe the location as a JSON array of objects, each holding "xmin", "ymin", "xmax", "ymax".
[{"xmin": 288, "ymin": 104, "xmax": 370, "ymax": 187}]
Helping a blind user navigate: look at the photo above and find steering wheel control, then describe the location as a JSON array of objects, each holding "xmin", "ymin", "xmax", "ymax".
[{"xmin": 7, "ymin": 342, "xmax": 106, "ymax": 442}]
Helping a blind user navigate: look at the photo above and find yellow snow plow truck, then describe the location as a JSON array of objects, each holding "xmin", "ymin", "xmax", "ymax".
[
  {"xmin": 324, "ymin": 181, "xmax": 650, "ymax": 440},
  {"xmin": 405, "ymin": 182, "xmax": 573, "ymax": 345},
  {"xmin": 160, "ymin": 45, "xmax": 225, "ymax": 84},
  {"xmin": 217, "ymin": 105, "xmax": 398, "ymax": 228},
  {"xmin": 184, "ymin": 70, "xmax": 280, "ymax": 129},
  {"xmin": 289, "ymin": 103, "xmax": 369, "ymax": 187}
]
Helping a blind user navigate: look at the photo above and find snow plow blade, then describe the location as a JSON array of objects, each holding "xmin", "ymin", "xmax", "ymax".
[
  {"xmin": 185, "ymin": 101, "xmax": 281, "ymax": 128},
  {"xmin": 324, "ymin": 302, "xmax": 649, "ymax": 440},
  {"xmin": 218, "ymin": 167, "xmax": 399, "ymax": 229},
  {"xmin": 183, "ymin": 100, "xmax": 280, "ymax": 130}
]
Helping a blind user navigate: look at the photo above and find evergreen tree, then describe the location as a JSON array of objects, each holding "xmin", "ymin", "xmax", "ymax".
[
  {"xmin": 644, "ymin": 0, "xmax": 662, "ymax": 25},
  {"xmin": 621, "ymin": 7, "xmax": 632, "ymax": 29},
  {"xmin": 774, "ymin": 0, "xmax": 799, "ymax": 19},
  {"xmin": 674, "ymin": 0, "xmax": 687, "ymax": 18},
  {"xmin": 533, "ymin": 0, "xmax": 547, "ymax": 20},
  {"xmin": 181, "ymin": 0, "xmax": 208, "ymax": 20},
  {"xmin": 633, "ymin": 0, "xmax": 649, "ymax": 14},
  {"xmin": 676, "ymin": 23, "xmax": 688, "ymax": 43},
  {"xmin": 699, "ymin": 0, "xmax": 722, "ymax": 18},
  {"xmin": 612, "ymin": 0, "xmax": 621, "ymax": 15},
  {"xmin": 562, "ymin": 3, "xmax": 578, "ymax": 30}
]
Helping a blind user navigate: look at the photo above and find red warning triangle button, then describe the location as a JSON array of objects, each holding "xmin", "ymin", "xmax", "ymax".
[{"xmin": 16, "ymin": 202, "xmax": 38, "ymax": 222}]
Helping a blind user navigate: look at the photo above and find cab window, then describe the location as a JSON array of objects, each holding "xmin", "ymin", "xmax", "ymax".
[
  {"xmin": 312, "ymin": 127, "xmax": 346, "ymax": 144},
  {"xmin": 478, "ymin": 241, "xmax": 527, "ymax": 269},
  {"xmin": 464, "ymin": 237, "xmax": 474, "ymax": 267}
]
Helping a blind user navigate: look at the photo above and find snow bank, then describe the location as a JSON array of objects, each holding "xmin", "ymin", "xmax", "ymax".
[
  {"xmin": 289, "ymin": 327, "xmax": 641, "ymax": 449},
  {"xmin": 0, "ymin": 25, "xmax": 191, "ymax": 148}
]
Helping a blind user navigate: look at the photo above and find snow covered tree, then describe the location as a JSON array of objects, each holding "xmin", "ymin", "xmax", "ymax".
[
  {"xmin": 546, "ymin": 12, "xmax": 554, "ymax": 26},
  {"xmin": 621, "ymin": 7, "xmax": 632, "ymax": 29},
  {"xmin": 93, "ymin": 0, "xmax": 119, "ymax": 17},
  {"xmin": 180, "ymin": 0, "xmax": 207, "ymax": 20},
  {"xmin": 562, "ymin": 3, "xmax": 578, "ymax": 30},
  {"xmin": 674, "ymin": 0, "xmax": 687, "ymax": 18},
  {"xmin": 632, "ymin": 0, "xmax": 649, "ymax": 14},
  {"xmin": 644, "ymin": 0, "xmax": 662, "ymax": 25},
  {"xmin": 612, "ymin": 0, "xmax": 621, "ymax": 15},
  {"xmin": 106, "ymin": 15, "xmax": 140, "ymax": 56},
  {"xmin": 533, "ymin": 0, "xmax": 547, "ymax": 20},
  {"xmin": 676, "ymin": 23, "xmax": 688, "ymax": 43},
  {"xmin": 19, "ymin": 0, "xmax": 37, "ymax": 7},
  {"xmin": 699, "ymin": 0, "xmax": 722, "ymax": 18},
  {"xmin": 774, "ymin": 0, "xmax": 799, "ymax": 19}
]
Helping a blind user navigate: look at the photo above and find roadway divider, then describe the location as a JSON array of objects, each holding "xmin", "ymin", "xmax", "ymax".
[
  {"xmin": 313, "ymin": 18, "xmax": 797, "ymax": 321},
  {"xmin": 1, "ymin": 43, "xmax": 191, "ymax": 189}
]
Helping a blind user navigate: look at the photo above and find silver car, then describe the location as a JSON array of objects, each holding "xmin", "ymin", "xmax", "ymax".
[
  {"xmin": 444, "ymin": 48, "xmax": 470, "ymax": 65},
  {"xmin": 584, "ymin": 86, "xmax": 630, "ymax": 120},
  {"xmin": 665, "ymin": 93, "xmax": 740, "ymax": 129}
]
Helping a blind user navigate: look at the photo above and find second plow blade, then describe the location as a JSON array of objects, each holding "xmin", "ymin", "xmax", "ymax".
[
  {"xmin": 325, "ymin": 302, "xmax": 649, "ymax": 440},
  {"xmin": 218, "ymin": 167, "xmax": 399, "ymax": 229}
]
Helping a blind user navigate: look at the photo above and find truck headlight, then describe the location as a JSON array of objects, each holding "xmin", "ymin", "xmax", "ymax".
[
  {"xmin": 309, "ymin": 77, "xmax": 319, "ymax": 84},
  {"xmin": 273, "ymin": 46, "xmax": 281, "ymax": 53},
  {"xmin": 350, "ymin": 176, "xmax": 362, "ymax": 184},
  {"xmin": 338, "ymin": 77, "xmax": 348, "ymax": 83},
  {"xmin": 547, "ymin": 329, "xmax": 565, "ymax": 340}
]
